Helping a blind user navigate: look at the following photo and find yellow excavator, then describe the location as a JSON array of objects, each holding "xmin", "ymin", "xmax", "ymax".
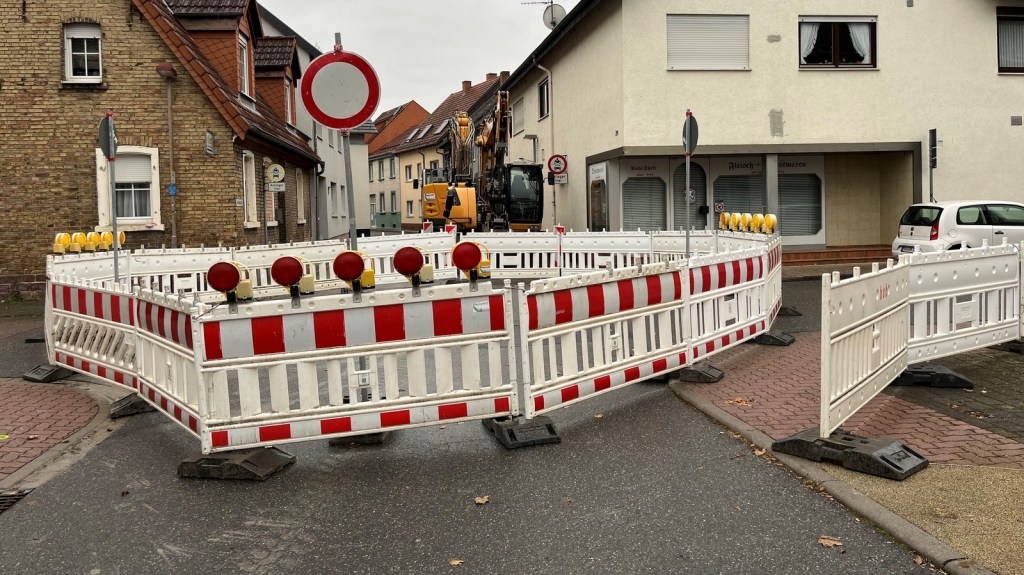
[{"xmin": 421, "ymin": 92, "xmax": 545, "ymax": 232}]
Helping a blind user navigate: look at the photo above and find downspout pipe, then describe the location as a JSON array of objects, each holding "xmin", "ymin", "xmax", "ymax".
[{"xmin": 535, "ymin": 58, "xmax": 556, "ymax": 226}]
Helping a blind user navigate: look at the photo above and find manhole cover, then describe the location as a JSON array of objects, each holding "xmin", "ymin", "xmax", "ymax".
[{"xmin": 0, "ymin": 489, "xmax": 34, "ymax": 515}]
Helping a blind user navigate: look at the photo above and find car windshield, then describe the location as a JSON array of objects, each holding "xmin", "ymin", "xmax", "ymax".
[{"xmin": 900, "ymin": 206, "xmax": 942, "ymax": 226}]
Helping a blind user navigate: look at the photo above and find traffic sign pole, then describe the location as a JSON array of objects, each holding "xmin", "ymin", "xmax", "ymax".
[
  {"xmin": 105, "ymin": 112, "xmax": 120, "ymax": 283},
  {"xmin": 685, "ymin": 109, "xmax": 691, "ymax": 258}
]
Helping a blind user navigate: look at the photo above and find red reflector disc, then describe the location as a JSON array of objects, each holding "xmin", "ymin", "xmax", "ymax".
[
  {"xmin": 452, "ymin": 242, "xmax": 482, "ymax": 271},
  {"xmin": 271, "ymin": 256, "xmax": 304, "ymax": 286},
  {"xmin": 393, "ymin": 247, "xmax": 424, "ymax": 277},
  {"xmin": 333, "ymin": 251, "xmax": 365, "ymax": 282},
  {"xmin": 208, "ymin": 262, "xmax": 241, "ymax": 292}
]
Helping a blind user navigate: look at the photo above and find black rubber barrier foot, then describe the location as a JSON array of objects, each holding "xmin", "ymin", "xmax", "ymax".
[
  {"xmin": 328, "ymin": 431, "xmax": 392, "ymax": 447},
  {"xmin": 777, "ymin": 306, "xmax": 802, "ymax": 317},
  {"xmin": 483, "ymin": 416, "xmax": 561, "ymax": 449},
  {"xmin": 178, "ymin": 447, "xmax": 296, "ymax": 481},
  {"xmin": 772, "ymin": 428, "xmax": 928, "ymax": 481},
  {"xmin": 991, "ymin": 340, "xmax": 1024, "ymax": 354},
  {"xmin": 109, "ymin": 393, "xmax": 156, "ymax": 419},
  {"xmin": 675, "ymin": 363, "xmax": 724, "ymax": 383},
  {"xmin": 22, "ymin": 365, "xmax": 73, "ymax": 383},
  {"xmin": 892, "ymin": 364, "xmax": 973, "ymax": 389},
  {"xmin": 754, "ymin": 331, "xmax": 796, "ymax": 346}
]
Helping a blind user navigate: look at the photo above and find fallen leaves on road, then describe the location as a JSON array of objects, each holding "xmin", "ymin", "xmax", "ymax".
[
  {"xmin": 915, "ymin": 556, "xmax": 926, "ymax": 565},
  {"xmin": 963, "ymin": 389, "xmax": 974, "ymax": 393},
  {"xmin": 562, "ymin": 497, "xmax": 574, "ymax": 504},
  {"xmin": 474, "ymin": 496, "xmax": 489, "ymax": 505},
  {"xmin": 28, "ymin": 435, "xmax": 39, "ymax": 440},
  {"xmin": 594, "ymin": 414, "xmax": 603, "ymax": 419},
  {"xmin": 449, "ymin": 559, "xmax": 464, "ymax": 566},
  {"xmin": 723, "ymin": 397, "xmax": 754, "ymax": 407},
  {"xmin": 734, "ymin": 506, "xmax": 741, "ymax": 511},
  {"xmin": 754, "ymin": 448, "xmax": 767, "ymax": 456},
  {"xmin": 727, "ymin": 431, "xmax": 742, "ymax": 439},
  {"xmin": 818, "ymin": 535, "xmax": 842, "ymax": 547}
]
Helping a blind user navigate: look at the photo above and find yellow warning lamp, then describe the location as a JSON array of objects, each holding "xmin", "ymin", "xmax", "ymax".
[
  {"xmin": 751, "ymin": 214, "xmax": 765, "ymax": 234},
  {"xmin": 740, "ymin": 213, "xmax": 753, "ymax": 232},
  {"xmin": 83, "ymin": 232, "xmax": 101, "ymax": 252},
  {"xmin": 69, "ymin": 232, "xmax": 87, "ymax": 253},
  {"xmin": 764, "ymin": 214, "xmax": 778, "ymax": 234},
  {"xmin": 719, "ymin": 213, "xmax": 730, "ymax": 230},
  {"xmin": 53, "ymin": 233, "xmax": 71, "ymax": 254},
  {"xmin": 729, "ymin": 213, "xmax": 741, "ymax": 231}
]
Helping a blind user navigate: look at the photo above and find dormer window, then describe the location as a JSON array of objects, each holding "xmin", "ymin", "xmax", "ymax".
[
  {"xmin": 285, "ymin": 78, "xmax": 293, "ymax": 124},
  {"xmin": 238, "ymin": 34, "xmax": 250, "ymax": 96},
  {"xmin": 64, "ymin": 23, "xmax": 102, "ymax": 83}
]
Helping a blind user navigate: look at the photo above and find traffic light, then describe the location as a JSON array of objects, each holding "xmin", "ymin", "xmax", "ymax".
[{"xmin": 929, "ymin": 129, "xmax": 937, "ymax": 169}]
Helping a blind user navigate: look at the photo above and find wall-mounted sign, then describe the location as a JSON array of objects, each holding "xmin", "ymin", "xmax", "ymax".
[
  {"xmin": 204, "ymin": 130, "xmax": 217, "ymax": 156},
  {"xmin": 268, "ymin": 182, "xmax": 286, "ymax": 192},
  {"xmin": 266, "ymin": 163, "xmax": 286, "ymax": 183}
]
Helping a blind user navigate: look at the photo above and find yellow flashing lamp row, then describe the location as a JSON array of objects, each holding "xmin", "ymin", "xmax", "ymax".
[
  {"xmin": 718, "ymin": 213, "xmax": 777, "ymax": 234},
  {"xmin": 54, "ymin": 231, "xmax": 125, "ymax": 254}
]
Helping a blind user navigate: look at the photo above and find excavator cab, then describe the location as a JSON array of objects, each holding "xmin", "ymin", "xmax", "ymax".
[{"xmin": 505, "ymin": 163, "xmax": 544, "ymax": 231}]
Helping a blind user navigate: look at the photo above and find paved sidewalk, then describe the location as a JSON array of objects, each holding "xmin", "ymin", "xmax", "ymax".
[{"xmin": 0, "ymin": 378, "xmax": 98, "ymax": 482}]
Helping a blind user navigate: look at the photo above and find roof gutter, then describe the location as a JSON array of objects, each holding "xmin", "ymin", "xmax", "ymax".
[{"xmin": 249, "ymin": 125, "xmax": 320, "ymax": 164}]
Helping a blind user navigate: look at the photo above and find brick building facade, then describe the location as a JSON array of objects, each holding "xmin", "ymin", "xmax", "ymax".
[{"xmin": 0, "ymin": 0, "xmax": 319, "ymax": 298}]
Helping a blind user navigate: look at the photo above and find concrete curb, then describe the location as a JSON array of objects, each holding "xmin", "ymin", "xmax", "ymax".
[{"xmin": 669, "ymin": 381, "xmax": 998, "ymax": 575}]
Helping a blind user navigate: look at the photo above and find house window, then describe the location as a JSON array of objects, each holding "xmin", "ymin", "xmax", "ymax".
[
  {"xmin": 430, "ymin": 160, "xmax": 439, "ymax": 170},
  {"xmin": 378, "ymin": 160, "xmax": 384, "ymax": 181},
  {"xmin": 284, "ymin": 79, "xmax": 293, "ymax": 124},
  {"xmin": 390, "ymin": 191, "xmax": 397, "ymax": 213},
  {"xmin": 328, "ymin": 129, "xmax": 335, "ymax": 147},
  {"xmin": 406, "ymin": 200, "xmax": 414, "ymax": 217},
  {"xmin": 389, "ymin": 158, "xmax": 396, "ymax": 179},
  {"xmin": 242, "ymin": 151, "xmax": 258, "ymax": 226},
  {"xmin": 339, "ymin": 185, "xmax": 347, "ymax": 216},
  {"xmin": 264, "ymin": 163, "xmax": 277, "ymax": 226},
  {"xmin": 296, "ymin": 168, "xmax": 305, "ymax": 224},
  {"xmin": 238, "ymin": 35, "xmax": 250, "ymax": 96},
  {"xmin": 799, "ymin": 18, "xmax": 876, "ymax": 68},
  {"xmin": 329, "ymin": 182, "xmax": 339, "ymax": 217},
  {"xmin": 95, "ymin": 146, "xmax": 162, "ymax": 231},
  {"xmin": 998, "ymin": 8, "xmax": 1024, "ymax": 73},
  {"xmin": 368, "ymin": 162, "xmax": 373, "ymax": 182},
  {"xmin": 405, "ymin": 165, "xmax": 412, "ymax": 181},
  {"xmin": 538, "ymin": 79, "xmax": 550, "ymax": 118},
  {"xmin": 512, "ymin": 98, "xmax": 525, "ymax": 134},
  {"xmin": 667, "ymin": 15, "xmax": 750, "ymax": 70},
  {"xmin": 419, "ymin": 200, "xmax": 423, "ymax": 217},
  {"xmin": 65, "ymin": 23, "xmax": 102, "ymax": 82},
  {"xmin": 378, "ymin": 193, "xmax": 385, "ymax": 213}
]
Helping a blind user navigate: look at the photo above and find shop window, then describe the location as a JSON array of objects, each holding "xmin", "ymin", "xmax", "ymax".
[
  {"xmin": 622, "ymin": 177, "xmax": 667, "ymax": 232},
  {"xmin": 778, "ymin": 174, "xmax": 822, "ymax": 236}
]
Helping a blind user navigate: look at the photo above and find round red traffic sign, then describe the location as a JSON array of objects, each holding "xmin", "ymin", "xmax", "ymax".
[
  {"xmin": 547, "ymin": 154, "xmax": 568, "ymax": 175},
  {"xmin": 301, "ymin": 50, "xmax": 380, "ymax": 130}
]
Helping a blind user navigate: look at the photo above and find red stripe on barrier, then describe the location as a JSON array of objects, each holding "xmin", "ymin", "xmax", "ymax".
[
  {"xmin": 204, "ymin": 322, "xmax": 224, "ymax": 360},
  {"xmin": 534, "ymin": 396, "xmax": 545, "ymax": 411},
  {"xmin": 438, "ymin": 403, "xmax": 469, "ymax": 420},
  {"xmin": 679, "ymin": 352, "xmax": 688, "ymax": 365},
  {"xmin": 595, "ymin": 375, "xmax": 611, "ymax": 392},
  {"xmin": 51, "ymin": 284, "xmax": 57, "ymax": 309},
  {"xmin": 374, "ymin": 305, "xmax": 406, "ymax": 342},
  {"xmin": 527, "ymin": 295, "xmax": 538, "ymax": 330},
  {"xmin": 252, "ymin": 316, "xmax": 285, "ymax": 355},
  {"xmin": 553, "ymin": 290, "xmax": 573, "ymax": 325},
  {"xmin": 147, "ymin": 387, "xmax": 156, "ymax": 402},
  {"xmin": 185, "ymin": 316, "xmax": 193, "ymax": 349},
  {"xmin": 314, "ymin": 310, "xmax": 346, "ymax": 349},
  {"xmin": 189, "ymin": 416, "xmax": 198, "ymax": 433},
  {"xmin": 646, "ymin": 275, "xmax": 662, "ymax": 306},
  {"xmin": 212, "ymin": 430, "xmax": 229, "ymax": 448},
  {"xmin": 94, "ymin": 292, "xmax": 104, "ymax": 320},
  {"xmin": 174, "ymin": 405, "xmax": 182, "ymax": 420},
  {"xmin": 96, "ymin": 366, "xmax": 107, "ymax": 379},
  {"xmin": 736, "ymin": 329, "xmax": 745, "ymax": 342},
  {"xmin": 673, "ymin": 272, "xmax": 682, "ymax": 300},
  {"xmin": 62, "ymin": 286, "xmax": 72, "ymax": 312},
  {"xmin": 700, "ymin": 266, "xmax": 711, "ymax": 294},
  {"xmin": 732, "ymin": 260, "xmax": 741, "ymax": 286},
  {"xmin": 170, "ymin": 310, "xmax": 181, "ymax": 344},
  {"xmin": 723, "ymin": 334, "xmax": 731, "ymax": 346},
  {"xmin": 717, "ymin": 263, "xmax": 728, "ymax": 289},
  {"xmin": 587, "ymin": 285, "xmax": 605, "ymax": 317},
  {"xmin": 625, "ymin": 366, "xmax": 640, "ymax": 382},
  {"xmin": 561, "ymin": 385, "xmax": 580, "ymax": 403},
  {"xmin": 494, "ymin": 397, "xmax": 510, "ymax": 412},
  {"xmin": 489, "ymin": 295, "xmax": 505, "ymax": 331},
  {"xmin": 707, "ymin": 340, "xmax": 716, "ymax": 353},
  {"xmin": 617, "ymin": 279, "xmax": 634, "ymax": 311},
  {"xmin": 745, "ymin": 257, "xmax": 754, "ymax": 282},
  {"xmin": 259, "ymin": 424, "xmax": 292, "ymax": 442},
  {"xmin": 380, "ymin": 410, "xmax": 411, "ymax": 427},
  {"xmin": 77, "ymin": 289, "xmax": 87, "ymax": 316},
  {"xmin": 129, "ymin": 297, "xmax": 135, "ymax": 326},
  {"xmin": 432, "ymin": 299, "xmax": 463, "ymax": 337},
  {"xmin": 157, "ymin": 306, "xmax": 167, "ymax": 339},
  {"xmin": 114, "ymin": 371, "xmax": 124, "ymax": 385},
  {"xmin": 111, "ymin": 295, "xmax": 122, "ymax": 324},
  {"xmin": 81, "ymin": 361, "xmax": 90, "ymax": 373},
  {"xmin": 321, "ymin": 417, "xmax": 352, "ymax": 435},
  {"xmin": 160, "ymin": 396, "xmax": 168, "ymax": 412},
  {"xmin": 653, "ymin": 358, "xmax": 667, "ymax": 373}
]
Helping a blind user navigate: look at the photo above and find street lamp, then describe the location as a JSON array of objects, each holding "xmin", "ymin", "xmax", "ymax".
[{"xmin": 156, "ymin": 64, "xmax": 178, "ymax": 248}]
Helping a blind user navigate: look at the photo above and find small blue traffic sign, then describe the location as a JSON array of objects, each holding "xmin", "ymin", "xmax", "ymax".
[{"xmin": 168, "ymin": 184, "xmax": 177, "ymax": 197}]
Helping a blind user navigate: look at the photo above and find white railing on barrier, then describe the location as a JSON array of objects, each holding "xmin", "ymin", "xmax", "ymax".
[
  {"xmin": 232, "ymin": 240, "xmax": 344, "ymax": 292},
  {"xmin": 905, "ymin": 241, "xmax": 1021, "ymax": 364},
  {"xmin": 560, "ymin": 231, "xmax": 654, "ymax": 272},
  {"xmin": 820, "ymin": 260, "xmax": 910, "ymax": 437}
]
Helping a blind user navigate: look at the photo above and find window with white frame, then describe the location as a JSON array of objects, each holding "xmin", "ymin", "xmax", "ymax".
[
  {"xmin": 238, "ymin": 35, "xmax": 250, "ymax": 96},
  {"xmin": 378, "ymin": 193, "xmax": 385, "ymax": 213},
  {"xmin": 330, "ymin": 182, "xmax": 339, "ymax": 216},
  {"xmin": 264, "ymin": 164, "xmax": 277, "ymax": 227},
  {"xmin": 418, "ymin": 200, "xmax": 423, "ymax": 217},
  {"xmin": 94, "ymin": 146, "xmax": 162, "ymax": 231},
  {"xmin": 64, "ymin": 23, "xmax": 102, "ymax": 82},
  {"xmin": 390, "ymin": 191, "xmax": 397, "ymax": 213},
  {"xmin": 998, "ymin": 8, "xmax": 1024, "ymax": 73},
  {"xmin": 378, "ymin": 160, "xmax": 384, "ymax": 180},
  {"xmin": 538, "ymin": 79, "xmax": 550, "ymax": 118},
  {"xmin": 405, "ymin": 165, "xmax": 412, "ymax": 181},
  {"xmin": 368, "ymin": 162, "xmax": 373, "ymax": 182},
  {"xmin": 430, "ymin": 160, "xmax": 439, "ymax": 170},
  {"xmin": 328, "ymin": 129, "xmax": 335, "ymax": 147},
  {"xmin": 667, "ymin": 15, "xmax": 750, "ymax": 70},
  {"xmin": 512, "ymin": 98, "xmax": 525, "ymax": 134},
  {"xmin": 284, "ymin": 79, "xmax": 293, "ymax": 124},
  {"xmin": 339, "ymin": 185, "xmax": 348, "ymax": 216},
  {"xmin": 242, "ymin": 151, "xmax": 258, "ymax": 226},
  {"xmin": 799, "ymin": 17, "xmax": 876, "ymax": 68},
  {"xmin": 296, "ymin": 168, "xmax": 305, "ymax": 224},
  {"xmin": 406, "ymin": 200, "xmax": 413, "ymax": 217},
  {"xmin": 389, "ymin": 158, "xmax": 396, "ymax": 178}
]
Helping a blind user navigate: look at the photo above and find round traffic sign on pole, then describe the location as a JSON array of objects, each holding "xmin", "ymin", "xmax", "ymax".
[
  {"xmin": 547, "ymin": 154, "xmax": 568, "ymax": 175},
  {"xmin": 301, "ymin": 50, "xmax": 380, "ymax": 130}
]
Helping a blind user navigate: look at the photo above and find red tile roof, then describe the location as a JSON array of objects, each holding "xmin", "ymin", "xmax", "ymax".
[
  {"xmin": 164, "ymin": 0, "xmax": 247, "ymax": 15},
  {"xmin": 387, "ymin": 78, "xmax": 500, "ymax": 155},
  {"xmin": 132, "ymin": 0, "xmax": 318, "ymax": 163},
  {"xmin": 255, "ymin": 36, "xmax": 296, "ymax": 68}
]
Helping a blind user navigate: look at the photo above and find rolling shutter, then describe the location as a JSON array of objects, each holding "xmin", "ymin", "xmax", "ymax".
[
  {"xmin": 673, "ymin": 162, "xmax": 708, "ymax": 231},
  {"xmin": 713, "ymin": 175, "xmax": 764, "ymax": 216},
  {"xmin": 778, "ymin": 174, "xmax": 822, "ymax": 236},
  {"xmin": 667, "ymin": 15, "xmax": 750, "ymax": 70},
  {"xmin": 622, "ymin": 177, "xmax": 666, "ymax": 232},
  {"xmin": 114, "ymin": 154, "xmax": 152, "ymax": 184}
]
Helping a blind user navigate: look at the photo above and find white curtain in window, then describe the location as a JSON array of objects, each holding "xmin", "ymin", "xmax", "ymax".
[
  {"xmin": 999, "ymin": 19, "xmax": 1024, "ymax": 68},
  {"xmin": 848, "ymin": 23, "xmax": 872, "ymax": 64},
  {"xmin": 799, "ymin": 23, "xmax": 820, "ymax": 64}
]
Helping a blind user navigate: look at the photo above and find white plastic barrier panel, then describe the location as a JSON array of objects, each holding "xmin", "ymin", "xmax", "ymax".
[
  {"xmin": 560, "ymin": 231, "xmax": 654, "ymax": 272},
  {"xmin": 232, "ymin": 240, "xmax": 344, "ymax": 291},
  {"xmin": 820, "ymin": 260, "xmax": 910, "ymax": 438},
  {"xmin": 522, "ymin": 263, "xmax": 691, "ymax": 417},
  {"xmin": 466, "ymin": 231, "xmax": 561, "ymax": 278},
  {"xmin": 906, "ymin": 241, "xmax": 1021, "ymax": 364},
  {"xmin": 359, "ymin": 232, "xmax": 458, "ymax": 285},
  {"xmin": 193, "ymin": 280, "xmax": 519, "ymax": 453}
]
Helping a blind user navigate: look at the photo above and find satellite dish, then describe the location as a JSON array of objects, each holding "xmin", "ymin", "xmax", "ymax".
[{"xmin": 543, "ymin": 3, "xmax": 566, "ymax": 30}]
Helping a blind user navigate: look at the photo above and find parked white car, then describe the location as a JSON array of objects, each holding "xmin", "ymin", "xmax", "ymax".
[{"xmin": 892, "ymin": 201, "xmax": 1024, "ymax": 256}]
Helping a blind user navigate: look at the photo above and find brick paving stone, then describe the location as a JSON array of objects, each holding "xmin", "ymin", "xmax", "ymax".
[
  {"xmin": 0, "ymin": 378, "xmax": 98, "ymax": 482},
  {"xmin": 687, "ymin": 335, "xmax": 1024, "ymax": 470}
]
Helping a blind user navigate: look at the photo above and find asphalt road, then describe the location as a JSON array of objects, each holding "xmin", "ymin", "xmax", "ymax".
[{"xmin": 0, "ymin": 381, "xmax": 931, "ymax": 575}]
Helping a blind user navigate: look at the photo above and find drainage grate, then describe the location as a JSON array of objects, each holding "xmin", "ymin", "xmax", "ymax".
[{"xmin": 0, "ymin": 489, "xmax": 34, "ymax": 515}]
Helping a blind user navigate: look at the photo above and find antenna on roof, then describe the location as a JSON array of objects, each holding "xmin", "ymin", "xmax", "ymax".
[{"xmin": 522, "ymin": 0, "xmax": 565, "ymax": 30}]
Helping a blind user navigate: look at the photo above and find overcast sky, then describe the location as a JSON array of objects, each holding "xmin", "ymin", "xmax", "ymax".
[{"xmin": 258, "ymin": 0, "xmax": 582, "ymax": 115}]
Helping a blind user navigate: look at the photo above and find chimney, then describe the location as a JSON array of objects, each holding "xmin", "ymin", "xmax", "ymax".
[
  {"xmin": 486, "ymin": 72, "xmax": 497, "ymax": 81},
  {"xmin": 500, "ymin": 70, "xmax": 510, "ymax": 84},
  {"xmin": 462, "ymin": 80, "xmax": 472, "ymax": 93}
]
